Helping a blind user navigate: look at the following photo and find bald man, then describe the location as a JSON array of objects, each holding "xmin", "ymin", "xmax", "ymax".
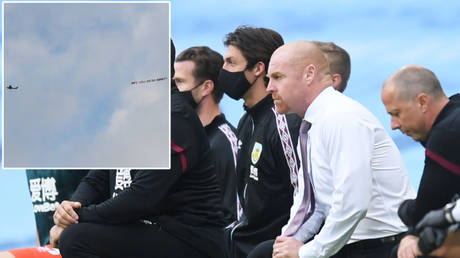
[
  {"xmin": 264, "ymin": 41, "xmax": 414, "ymax": 258},
  {"xmin": 269, "ymin": 41, "xmax": 351, "ymax": 116},
  {"xmin": 381, "ymin": 65, "xmax": 460, "ymax": 258}
]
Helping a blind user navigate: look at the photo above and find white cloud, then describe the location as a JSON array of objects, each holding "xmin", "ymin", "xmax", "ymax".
[
  {"xmin": 3, "ymin": 3, "xmax": 170, "ymax": 168},
  {"xmin": 76, "ymin": 81, "xmax": 169, "ymax": 168}
]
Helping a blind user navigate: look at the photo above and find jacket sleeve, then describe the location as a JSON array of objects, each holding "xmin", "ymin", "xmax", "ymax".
[
  {"xmin": 406, "ymin": 158, "xmax": 460, "ymax": 227},
  {"xmin": 76, "ymin": 169, "xmax": 181, "ymax": 224},
  {"xmin": 401, "ymin": 127, "xmax": 460, "ymax": 228},
  {"xmin": 212, "ymin": 134, "xmax": 237, "ymax": 223},
  {"xmin": 76, "ymin": 110, "xmax": 204, "ymax": 224},
  {"xmin": 70, "ymin": 170, "xmax": 111, "ymax": 206}
]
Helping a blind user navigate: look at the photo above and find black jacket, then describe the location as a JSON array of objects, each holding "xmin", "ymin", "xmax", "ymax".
[
  {"xmin": 399, "ymin": 94, "xmax": 460, "ymax": 231},
  {"xmin": 231, "ymin": 95, "xmax": 301, "ymax": 258},
  {"xmin": 205, "ymin": 114, "xmax": 238, "ymax": 225},
  {"xmin": 71, "ymin": 87, "xmax": 226, "ymax": 258}
]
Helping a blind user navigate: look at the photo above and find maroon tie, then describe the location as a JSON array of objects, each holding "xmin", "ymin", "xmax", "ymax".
[{"xmin": 284, "ymin": 120, "xmax": 315, "ymax": 236}]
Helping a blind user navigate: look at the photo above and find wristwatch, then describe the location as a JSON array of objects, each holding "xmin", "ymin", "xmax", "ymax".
[{"xmin": 444, "ymin": 201, "xmax": 456, "ymax": 224}]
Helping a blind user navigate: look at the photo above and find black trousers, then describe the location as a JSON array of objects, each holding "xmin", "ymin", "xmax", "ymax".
[
  {"xmin": 331, "ymin": 234, "xmax": 404, "ymax": 258},
  {"xmin": 330, "ymin": 241, "xmax": 396, "ymax": 258},
  {"xmin": 247, "ymin": 239, "xmax": 275, "ymax": 258},
  {"xmin": 59, "ymin": 222, "xmax": 205, "ymax": 258},
  {"xmin": 247, "ymin": 234, "xmax": 403, "ymax": 258}
]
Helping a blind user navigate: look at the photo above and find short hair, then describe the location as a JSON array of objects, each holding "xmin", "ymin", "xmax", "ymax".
[
  {"xmin": 390, "ymin": 66, "xmax": 445, "ymax": 101},
  {"xmin": 312, "ymin": 41, "xmax": 351, "ymax": 92},
  {"xmin": 176, "ymin": 46, "xmax": 224, "ymax": 103},
  {"xmin": 224, "ymin": 25, "xmax": 284, "ymax": 85}
]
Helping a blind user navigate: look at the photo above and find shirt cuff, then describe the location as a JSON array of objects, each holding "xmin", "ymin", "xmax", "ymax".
[
  {"xmin": 452, "ymin": 201, "xmax": 460, "ymax": 222},
  {"xmin": 298, "ymin": 240, "xmax": 320, "ymax": 258}
]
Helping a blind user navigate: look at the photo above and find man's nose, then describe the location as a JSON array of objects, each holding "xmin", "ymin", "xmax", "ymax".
[
  {"xmin": 390, "ymin": 118, "xmax": 401, "ymax": 130},
  {"xmin": 266, "ymin": 81, "xmax": 275, "ymax": 93}
]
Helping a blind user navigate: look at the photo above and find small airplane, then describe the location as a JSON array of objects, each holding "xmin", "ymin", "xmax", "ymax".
[{"xmin": 6, "ymin": 85, "xmax": 19, "ymax": 90}]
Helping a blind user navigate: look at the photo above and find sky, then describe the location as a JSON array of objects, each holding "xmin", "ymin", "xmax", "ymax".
[
  {"xmin": 3, "ymin": 2, "xmax": 170, "ymax": 168},
  {"xmin": 1, "ymin": 0, "xmax": 460, "ymax": 251}
]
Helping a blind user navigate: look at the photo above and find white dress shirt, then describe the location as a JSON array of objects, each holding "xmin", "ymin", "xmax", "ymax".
[
  {"xmin": 452, "ymin": 199, "xmax": 460, "ymax": 222},
  {"xmin": 298, "ymin": 87, "xmax": 416, "ymax": 258}
]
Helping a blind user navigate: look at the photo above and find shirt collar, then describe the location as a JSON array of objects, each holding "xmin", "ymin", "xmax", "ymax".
[
  {"xmin": 304, "ymin": 86, "xmax": 335, "ymax": 123},
  {"xmin": 422, "ymin": 93, "xmax": 460, "ymax": 146},
  {"xmin": 244, "ymin": 94, "xmax": 274, "ymax": 118},
  {"xmin": 205, "ymin": 113, "xmax": 225, "ymax": 131},
  {"xmin": 432, "ymin": 94, "xmax": 460, "ymax": 127}
]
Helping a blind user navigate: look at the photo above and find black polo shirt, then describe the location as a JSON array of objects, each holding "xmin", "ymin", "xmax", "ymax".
[{"xmin": 401, "ymin": 94, "xmax": 460, "ymax": 227}]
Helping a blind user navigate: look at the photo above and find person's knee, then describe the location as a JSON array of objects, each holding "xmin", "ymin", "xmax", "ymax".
[
  {"xmin": 247, "ymin": 239, "xmax": 274, "ymax": 258},
  {"xmin": 59, "ymin": 224, "xmax": 86, "ymax": 255}
]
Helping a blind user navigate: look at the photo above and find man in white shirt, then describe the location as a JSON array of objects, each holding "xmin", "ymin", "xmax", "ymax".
[
  {"xmin": 265, "ymin": 40, "xmax": 415, "ymax": 258},
  {"xmin": 248, "ymin": 41, "xmax": 352, "ymax": 258}
]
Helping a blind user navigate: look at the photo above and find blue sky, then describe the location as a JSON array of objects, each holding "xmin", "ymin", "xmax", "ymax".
[
  {"xmin": 3, "ymin": 2, "xmax": 170, "ymax": 168},
  {"xmin": 2, "ymin": 0, "xmax": 460, "ymax": 251}
]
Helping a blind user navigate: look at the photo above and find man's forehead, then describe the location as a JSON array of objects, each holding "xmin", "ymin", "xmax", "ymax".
[
  {"xmin": 267, "ymin": 59, "xmax": 284, "ymax": 74},
  {"xmin": 382, "ymin": 88, "xmax": 406, "ymax": 111},
  {"xmin": 382, "ymin": 83, "xmax": 399, "ymax": 101},
  {"xmin": 175, "ymin": 60, "xmax": 195, "ymax": 73},
  {"xmin": 269, "ymin": 53, "xmax": 298, "ymax": 73},
  {"xmin": 175, "ymin": 60, "xmax": 195, "ymax": 68},
  {"xmin": 174, "ymin": 61, "xmax": 195, "ymax": 78},
  {"xmin": 270, "ymin": 48, "xmax": 289, "ymax": 65},
  {"xmin": 224, "ymin": 45, "xmax": 244, "ymax": 58},
  {"xmin": 273, "ymin": 43, "xmax": 298, "ymax": 58}
]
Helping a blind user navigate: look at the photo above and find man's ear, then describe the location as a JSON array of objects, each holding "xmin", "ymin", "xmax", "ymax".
[
  {"xmin": 201, "ymin": 79, "xmax": 214, "ymax": 97},
  {"xmin": 252, "ymin": 61, "xmax": 266, "ymax": 77},
  {"xmin": 304, "ymin": 64, "xmax": 317, "ymax": 85},
  {"xmin": 332, "ymin": 74, "xmax": 343, "ymax": 91},
  {"xmin": 416, "ymin": 93, "xmax": 429, "ymax": 113}
]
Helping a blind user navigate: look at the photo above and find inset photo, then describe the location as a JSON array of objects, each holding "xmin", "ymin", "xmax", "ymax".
[{"xmin": 3, "ymin": 1, "xmax": 170, "ymax": 169}]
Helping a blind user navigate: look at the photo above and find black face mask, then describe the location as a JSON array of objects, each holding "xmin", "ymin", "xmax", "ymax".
[
  {"xmin": 218, "ymin": 68, "xmax": 255, "ymax": 100},
  {"xmin": 179, "ymin": 90, "xmax": 198, "ymax": 109},
  {"xmin": 178, "ymin": 82, "xmax": 203, "ymax": 109}
]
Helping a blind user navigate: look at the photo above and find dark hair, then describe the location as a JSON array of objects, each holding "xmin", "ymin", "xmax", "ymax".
[
  {"xmin": 312, "ymin": 41, "xmax": 351, "ymax": 92},
  {"xmin": 224, "ymin": 25, "xmax": 284, "ymax": 85},
  {"xmin": 176, "ymin": 46, "xmax": 224, "ymax": 103}
]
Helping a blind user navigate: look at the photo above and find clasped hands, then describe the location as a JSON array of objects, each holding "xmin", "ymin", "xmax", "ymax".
[{"xmin": 50, "ymin": 201, "xmax": 81, "ymax": 248}]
